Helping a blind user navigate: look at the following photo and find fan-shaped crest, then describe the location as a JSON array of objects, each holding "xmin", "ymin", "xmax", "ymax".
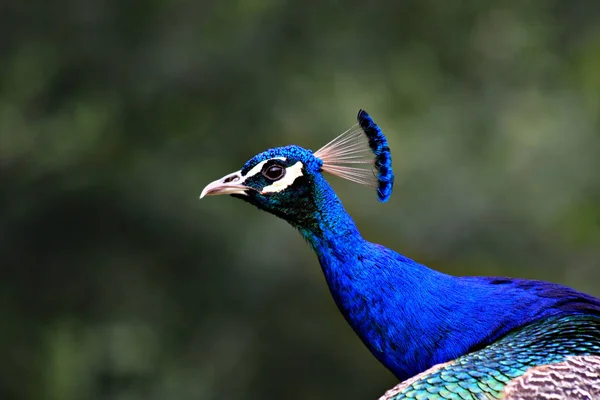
[{"xmin": 314, "ymin": 110, "xmax": 394, "ymax": 202}]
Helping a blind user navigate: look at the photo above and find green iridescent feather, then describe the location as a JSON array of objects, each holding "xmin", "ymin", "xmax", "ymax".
[{"xmin": 381, "ymin": 315, "xmax": 600, "ymax": 400}]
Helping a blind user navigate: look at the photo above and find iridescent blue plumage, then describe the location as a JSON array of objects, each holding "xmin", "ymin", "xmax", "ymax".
[
  {"xmin": 241, "ymin": 145, "xmax": 323, "ymax": 176},
  {"xmin": 357, "ymin": 110, "xmax": 394, "ymax": 202},
  {"xmin": 201, "ymin": 110, "xmax": 600, "ymax": 398}
]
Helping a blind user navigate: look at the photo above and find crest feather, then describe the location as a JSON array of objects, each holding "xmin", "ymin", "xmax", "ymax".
[{"xmin": 314, "ymin": 109, "xmax": 395, "ymax": 202}]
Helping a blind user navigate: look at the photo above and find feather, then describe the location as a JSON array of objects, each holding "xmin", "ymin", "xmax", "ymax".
[
  {"xmin": 314, "ymin": 110, "xmax": 395, "ymax": 201},
  {"xmin": 378, "ymin": 361, "xmax": 453, "ymax": 400},
  {"xmin": 357, "ymin": 109, "xmax": 395, "ymax": 202},
  {"xmin": 378, "ymin": 315, "xmax": 600, "ymax": 399},
  {"xmin": 503, "ymin": 356, "xmax": 600, "ymax": 400}
]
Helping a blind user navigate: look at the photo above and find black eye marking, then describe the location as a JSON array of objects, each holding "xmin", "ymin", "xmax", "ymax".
[{"xmin": 262, "ymin": 164, "xmax": 285, "ymax": 181}]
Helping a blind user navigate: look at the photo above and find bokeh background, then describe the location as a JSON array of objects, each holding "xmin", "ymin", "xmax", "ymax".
[{"xmin": 2, "ymin": 1, "xmax": 600, "ymax": 399}]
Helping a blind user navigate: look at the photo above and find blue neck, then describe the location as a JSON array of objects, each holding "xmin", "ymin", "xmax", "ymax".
[{"xmin": 295, "ymin": 177, "xmax": 600, "ymax": 380}]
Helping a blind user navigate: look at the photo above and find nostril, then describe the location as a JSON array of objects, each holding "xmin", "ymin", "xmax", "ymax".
[{"xmin": 223, "ymin": 175, "xmax": 239, "ymax": 183}]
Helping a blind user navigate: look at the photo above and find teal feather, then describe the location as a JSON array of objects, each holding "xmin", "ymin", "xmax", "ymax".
[{"xmin": 380, "ymin": 315, "xmax": 600, "ymax": 399}]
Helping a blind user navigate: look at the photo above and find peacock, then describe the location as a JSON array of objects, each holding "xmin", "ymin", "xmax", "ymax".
[{"xmin": 201, "ymin": 110, "xmax": 600, "ymax": 399}]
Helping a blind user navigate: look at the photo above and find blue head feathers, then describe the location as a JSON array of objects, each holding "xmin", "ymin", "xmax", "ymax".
[{"xmin": 241, "ymin": 145, "xmax": 323, "ymax": 177}]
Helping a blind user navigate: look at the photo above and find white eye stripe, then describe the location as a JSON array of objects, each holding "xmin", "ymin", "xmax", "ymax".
[
  {"xmin": 244, "ymin": 157, "xmax": 287, "ymax": 180},
  {"xmin": 261, "ymin": 161, "xmax": 304, "ymax": 193}
]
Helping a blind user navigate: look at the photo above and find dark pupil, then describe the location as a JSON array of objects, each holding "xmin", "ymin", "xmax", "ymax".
[{"xmin": 264, "ymin": 164, "xmax": 285, "ymax": 180}]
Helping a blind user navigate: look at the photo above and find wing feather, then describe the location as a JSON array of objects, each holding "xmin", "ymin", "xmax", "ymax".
[
  {"xmin": 503, "ymin": 356, "xmax": 600, "ymax": 400},
  {"xmin": 378, "ymin": 315, "xmax": 600, "ymax": 399}
]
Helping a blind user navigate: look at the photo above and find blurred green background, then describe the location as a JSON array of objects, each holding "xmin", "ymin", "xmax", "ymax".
[{"xmin": 2, "ymin": 1, "xmax": 600, "ymax": 399}]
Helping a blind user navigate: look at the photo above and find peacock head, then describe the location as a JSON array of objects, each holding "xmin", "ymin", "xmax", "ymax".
[{"xmin": 200, "ymin": 110, "xmax": 395, "ymax": 224}]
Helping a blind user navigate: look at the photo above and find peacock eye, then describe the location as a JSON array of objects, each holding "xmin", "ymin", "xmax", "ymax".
[{"xmin": 263, "ymin": 164, "xmax": 285, "ymax": 180}]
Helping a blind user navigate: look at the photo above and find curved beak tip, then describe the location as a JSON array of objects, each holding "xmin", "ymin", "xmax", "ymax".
[{"xmin": 199, "ymin": 182, "xmax": 220, "ymax": 199}]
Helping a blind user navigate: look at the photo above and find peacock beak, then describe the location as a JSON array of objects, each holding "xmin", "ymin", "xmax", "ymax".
[{"xmin": 200, "ymin": 170, "xmax": 250, "ymax": 198}]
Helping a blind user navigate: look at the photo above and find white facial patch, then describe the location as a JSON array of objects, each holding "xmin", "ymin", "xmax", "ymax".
[
  {"xmin": 244, "ymin": 157, "xmax": 287, "ymax": 180},
  {"xmin": 261, "ymin": 161, "xmax": 304, "ymax": 194}
]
